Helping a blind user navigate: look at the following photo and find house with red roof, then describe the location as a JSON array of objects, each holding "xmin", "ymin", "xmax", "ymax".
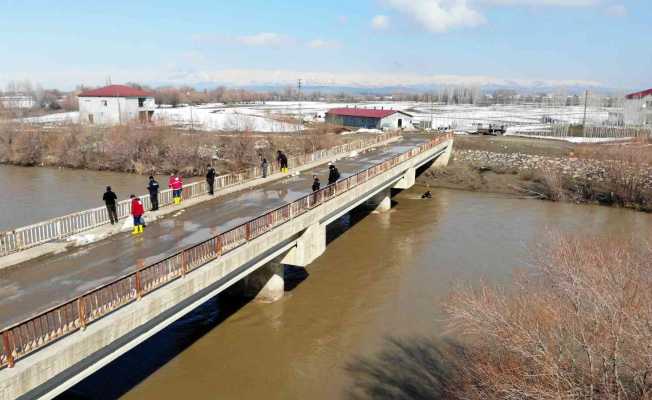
[
  {"xmin": 78, "ymin": 84, "xmax": 156, "ymax": 125},
  {"xmin": 325, "ymin": 107, "xmax": 414, "ymax": 130},
  {"xmin": 623, "ymin": 88, "xmax": 652, "ymax": 126}
]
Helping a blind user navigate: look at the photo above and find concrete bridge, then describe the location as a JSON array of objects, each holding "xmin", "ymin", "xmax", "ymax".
[{"xmin": 0, "ymin": 134, "xmax": 453, "ymax": 400}]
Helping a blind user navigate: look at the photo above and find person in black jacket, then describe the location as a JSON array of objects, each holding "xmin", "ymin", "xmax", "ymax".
[
  {"xmin": 328, "ymin": 163, "xmax": 340, "ymax": 185},
  {"xmin": 277, "ymin": 150, "xmax": 288, "ymax": 173},
  {"xmin": 206, "ymin": 165, "xmax": 216, "ymax": 195},
  {"xmin": 103, "ymin": 186, "xmax": 118, "ymax": 224},
  {"xmin": 147, "ymin": 176, "xmax": 160, "ymax": 211},
  {"xmin": 312, "ymin": 175, "xmax": 321, "ymax": 192}
]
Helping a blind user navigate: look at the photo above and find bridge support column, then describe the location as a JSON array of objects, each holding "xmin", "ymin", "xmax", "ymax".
[
  {"xmin": 244, "ymin": 259, "xmax": 284, "ymax": 303},
  {"xmin": 393, "ymin": 167, "xmax": 415, "ymax": 189},
  {"xmin": 365, "ymin": 188, "xmax": 391, "ymax": 212},
  {"xmin": 282, "ymin": 223, "xmax": 326, "ymax": 267},
  {"xmin": 432, "ymin": 141, "xmax": 453, "ymax": 168}
]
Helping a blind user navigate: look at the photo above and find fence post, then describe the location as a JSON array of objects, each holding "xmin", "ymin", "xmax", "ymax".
[
  {"xmin": 78, "ymin": 297, "xmax": 86, "ymax": 330},
  {"xmin": 216, "ymin": 236, "xmax": 222, "ymax": 256},
  {"xmin": 136, "ymin": 260, "xmax": 144, "ymax": 299},
  {"xmin": 181, "ymin": 252, "xmax": 187, "ymax": 277},
  {"xmin": 245, "ymin": 223, "xmax": 251, "ymax": 241},
  {"xmin": 2, "ymin": 331, "xmax": 14, "ymax": 368}
]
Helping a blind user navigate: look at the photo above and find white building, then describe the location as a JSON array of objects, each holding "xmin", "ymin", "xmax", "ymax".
[
  {"xmin": 623, "ymin": 88, "xmax": 652, "ymax": 126},
  {"xmin": 0, "ymin": 94, "xmax": 35, "ymax": 109},
  {"xmin": 78, "ymin": 85, "xmax": 156, "ymax": 125},
  {"xmin": 325, "ymin": 107, "xmax": 415, "ymax": 130}
]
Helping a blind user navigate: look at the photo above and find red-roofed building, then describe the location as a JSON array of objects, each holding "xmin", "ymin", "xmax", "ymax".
[
  {"xmin": 624, "ymin": 88, "xmax": 652, "ymax": 126},
  {"xmin": 325, "ymin": 107, "xmax": 414, "ymax": 130},
  {"xmin": 78, "ymin": 85, "xmax": 156, "ymax": 125}
]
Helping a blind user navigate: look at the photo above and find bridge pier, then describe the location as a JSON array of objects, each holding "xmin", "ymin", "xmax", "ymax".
[
  {"xmin": 282, "ymin": 223, "xmax": 326, "ymax": 267},
  {"xmin": 393, "ymin": 167, "xmax": 415, "ymax": 189},
  {"xmin": 365, "ymin": 188, "xmax": 392, "ymax": 212},
  {"xmin": 244, "ymin": 259, "xmax": 285, "ymax": 303}
]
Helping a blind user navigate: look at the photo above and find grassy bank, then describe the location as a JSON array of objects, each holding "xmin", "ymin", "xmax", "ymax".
[
  {"xmin": 418, "ymin": 135, "xmax": 652, "ymax": 212},
  {"xmin": 0, "ymin": 121, "xmax": 343, "ymax": 177}
]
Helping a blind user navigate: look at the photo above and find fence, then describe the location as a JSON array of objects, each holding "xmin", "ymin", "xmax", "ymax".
[
  {"xmin": 513, "ymin": 125, "xmax": 652, "ymax": 139},
  {"xmin": 0, "ymin": 133, "xmax": 453, "ymax": 369},
  {"xmin": 0, "ymin": 132, "xmax": 401, "ymax": 258}
]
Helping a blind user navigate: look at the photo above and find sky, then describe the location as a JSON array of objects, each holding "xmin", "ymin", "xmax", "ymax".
[{"xmin": 0, "ymin": 0, "xmax": 650, "ymax": 90}]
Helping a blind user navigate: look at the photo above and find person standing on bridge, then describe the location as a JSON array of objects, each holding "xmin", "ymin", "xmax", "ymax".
[
  {"xmin": 206, "ymin": 165, "xmax": 216, "ymax": 196},
  {"xmin": 130, "ymin": 194, "xmax": 145, "ymax": 235},
  {"xmin": 261, "ymin": 157, "xmax": 269, "ymax": 178},
  {"xmin": 170, "ymin": 172, "xmax": 183, "ymax": 205},
  {"xmin": 328, "ymin": 163, "xmax": 341, "ymax": 185},
  {"xmin": 277, "ymin": 150, "xmax": 288, "ymax": 174},
  {"xmin": 103, "ymin": 186, "xmax": 119, "ymax": 225},
  {"xmin": 312, "ymin": 175, "xmax": 321, "ymax": 192},
  {"xmin": 147, "ymin": 176, "xmax": 160, "ymax": 211}
]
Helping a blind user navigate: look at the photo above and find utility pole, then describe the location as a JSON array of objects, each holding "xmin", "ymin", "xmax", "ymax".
[
  {"xmin": 582, "ymin": 90, "xmax": 590, "ymax": 137},
  {"xmin": 297, "ymin": 78, "xmax": 303, "ymax": 133}
]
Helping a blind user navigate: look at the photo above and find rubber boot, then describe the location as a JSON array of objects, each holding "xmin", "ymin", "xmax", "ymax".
[
  {"xmin": 132, "ymin": 226, "xmax": 139, "ymax": 235},
  {"xmin": 138, "ymin": 225, "xmax": 144, "ymax": 234}
]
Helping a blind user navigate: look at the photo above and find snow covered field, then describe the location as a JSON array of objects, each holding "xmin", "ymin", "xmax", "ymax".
[{"xmin": 20, "ymin": 101, "xmax": 614, "ymax": 134}]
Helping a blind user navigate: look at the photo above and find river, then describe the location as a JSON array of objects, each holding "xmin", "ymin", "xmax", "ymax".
[
  {"xmin": 0, "ymin": 165, "xmax": 175, "ymax": 231},
  {"xmin": 55, "ymin": 187, "xmax": 651, "ymax": 400}
]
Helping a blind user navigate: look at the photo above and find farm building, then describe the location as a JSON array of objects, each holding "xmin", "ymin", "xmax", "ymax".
[
  {"xmin": 78, "ymin": 85, "xmax": 156, "ymax": 125},
  {"xmin": 0, "ymin": 94, "xmax": 35, "ymax": 109},
  {"xmin": 623, "ymin": 88, "xmax": 652, "ymax": 126},
  {"xmin": 325, "ymin": 107, "xmax": 414, "ymax": 130}
]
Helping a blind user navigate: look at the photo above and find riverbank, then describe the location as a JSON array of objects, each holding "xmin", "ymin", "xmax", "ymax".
[{"xmin": 417, "ymin": 135, "xmax": 652, "ymax": 212}]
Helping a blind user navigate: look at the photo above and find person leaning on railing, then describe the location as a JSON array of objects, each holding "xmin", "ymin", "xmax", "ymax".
[{"xmin": 103, "ymin": 186, "xmax": 118, "ymax": 225}]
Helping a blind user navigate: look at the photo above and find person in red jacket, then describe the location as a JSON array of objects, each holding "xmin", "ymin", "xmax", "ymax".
[
  {"xmin": 171, "ymin": 173, "xmax": 184, "ymax": 204},
  {"xmin": 130, "ymin": 194, "xmax": 145, "ymax": 235}
]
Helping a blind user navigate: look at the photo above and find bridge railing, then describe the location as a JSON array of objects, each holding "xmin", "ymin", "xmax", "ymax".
[
  {"xmin": 0, "ymin": 133, "xmax": 453, "ymax": 369},
  {"xmin": 0, "ymin": 132, "xmax": 401, "ymax": 258}
]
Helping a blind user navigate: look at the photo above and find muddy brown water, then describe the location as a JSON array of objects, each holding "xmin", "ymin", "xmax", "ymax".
[
  {"xmin": 55, "ymin": 187, "xmax": 652, "ymax": 400},
  {"xmin": 0, "ymin": 165, "xmax": 175, "ymax": 231}
]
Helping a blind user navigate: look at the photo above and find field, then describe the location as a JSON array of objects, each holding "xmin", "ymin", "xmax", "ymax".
[{"xmin": 20, "ymin": 101, "xmax": 615, "ymax": 135}]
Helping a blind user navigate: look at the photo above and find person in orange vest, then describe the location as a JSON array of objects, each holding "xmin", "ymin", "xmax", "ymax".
[{"xmin": 130, "ymin": 194, "xmax": 145, "ymax": 235}]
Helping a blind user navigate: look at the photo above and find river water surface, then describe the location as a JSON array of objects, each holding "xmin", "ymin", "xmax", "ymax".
[
  {"xmin": 0, "ymin": 165, "xmax": 174, "ymax": 231},
  {"xmin": 58, "ymin": 187, "xmax": 651, "ymax": 400}
]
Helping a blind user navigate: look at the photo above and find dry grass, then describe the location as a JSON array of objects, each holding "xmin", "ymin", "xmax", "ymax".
[{"xmin": 444, "ymin": 233, "xmax": 652, "ymax": 400}]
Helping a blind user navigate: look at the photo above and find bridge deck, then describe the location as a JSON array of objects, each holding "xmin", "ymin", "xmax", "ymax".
[{"xmin": 0, "ymin": 137, "xmax": 428, "ymax": 329}]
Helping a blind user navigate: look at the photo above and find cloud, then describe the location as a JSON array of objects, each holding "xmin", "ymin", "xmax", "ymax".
[
  {"xmin": 604, "ymin": 4, "xmax": 627, "ymax": 16},
  {"xmin": 338, "ymin": 15, "xmax": 349, "ymax": 24},
  {"xmin": 479, "ymin": 0, "xmax": 599, "ymax": 5},
  {"xmin": 236, "ymin": 32, "xmax": 292, "ymax": 47},
  {"xmin": 384, "ymin": 0, "xmax": 486, "ymax": 33},
  {"xmin": 372, "ymin": 15, "xmax": 390, "ymax": 30},
  {"xmin": 308, "ymin": 39, "xmax": 341, "ymax": 49}
]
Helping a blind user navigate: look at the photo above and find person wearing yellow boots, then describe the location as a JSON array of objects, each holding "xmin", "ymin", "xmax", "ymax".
[
  {"xmin": 130, "ymin": 194, "xmax": 145, "ymax": 235},
  {"xmin": 276, "ymin": 150, "xmax": 288, "ymax": 173},
  {"xmin": 170, "ymin": 172, "xmax": 183, "ymax": 204}
]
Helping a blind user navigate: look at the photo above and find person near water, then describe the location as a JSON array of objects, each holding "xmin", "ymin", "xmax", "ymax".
[
  {"xmin": 147, "ymin": 176, "xmax": 160, "ymax": 211},
  {"xmin": 312, "ymin": 175, "xmax": 321, "ymax": 192},
  {"xmin": 261, "ymin": 157, "xmax": 269, "ymax": 178},
  {"xmin": 130, "ymin": 194, "xmax": 145, "ymax": 235},
  {"xmin": 206, "ymin": 165, "xmax": 216, "ymax": 195},
  {"xmin": 277, "ymin": 150, "xmax": 288, "ymax": 173},
  {"xmin": 328, "ymin": 163, "xmax": 341, "ymax": 185},
  {"xmin": 103, "ymin": 186, "xmax": 118, "ymax": 225},
  {"xmin": 171, "ymin": 172, "xmax": 183, "ymax": 204}
]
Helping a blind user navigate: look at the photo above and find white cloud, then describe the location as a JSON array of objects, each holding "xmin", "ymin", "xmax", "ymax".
[
  {"xmin": 479, "ymin": 0, "xmax": 599, "ymax": 6},
  {"xmin": 604, "ymin": 4, "xmax": 627, "ymax": 17},
  {"xmin": 236, "ymin": 32, "xmax": 292, "ymax": 47},
  {"xmin": 384, "ymin": 0, "xmax": 486, "ymax": 33},
  {"xmin": 372, "ymin": 15, "xmax": 390, "ymax": 30},
  {"xmin": 338, "ymin": 15, "xmax": 349, "ymax": 24},
  {"xmin": 308, "ymin": 39, "xmax": 341, "ymax": 49}
]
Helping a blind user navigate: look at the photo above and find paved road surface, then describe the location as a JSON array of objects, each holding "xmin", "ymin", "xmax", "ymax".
[{"xmin": 0, "ymin": 137, "xmax": 427, "ymax": 329}]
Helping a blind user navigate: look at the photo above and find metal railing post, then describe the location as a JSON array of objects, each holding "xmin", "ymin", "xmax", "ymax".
[{"xmin": 2, "ymin": 331, "xmax": 14, "ymax": 368}]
